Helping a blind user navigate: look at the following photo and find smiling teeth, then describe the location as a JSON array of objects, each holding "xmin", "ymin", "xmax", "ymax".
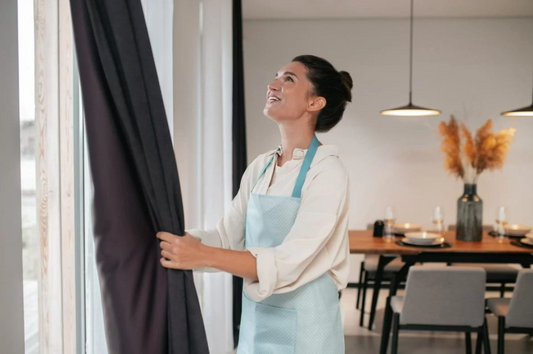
[{"xmin": 268, "ymin": 97, "xmax": 280, "ymax": 101}]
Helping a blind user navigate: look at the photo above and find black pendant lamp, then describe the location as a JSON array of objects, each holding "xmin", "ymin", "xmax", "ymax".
[
  {"xmin": 501, "ymin": 69, "xmax": 533, "ymax": 116},
  {"xmin": 380, "ymin": 0, "xmax": 441, "ymax": 117}
]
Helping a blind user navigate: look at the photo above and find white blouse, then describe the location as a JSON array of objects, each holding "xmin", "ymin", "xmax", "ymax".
[{"xmin": 187, "ymin": 144, "xmax": 350, "ymax": 302}]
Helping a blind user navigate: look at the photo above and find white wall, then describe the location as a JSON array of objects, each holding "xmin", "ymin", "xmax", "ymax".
[
  {"xmin": 243, "ymin": 18, "xmax": 533, "ymax": 280},
  {"xmin": 0, "ymin": 0, "xmax": 25, "ymax": 352}
]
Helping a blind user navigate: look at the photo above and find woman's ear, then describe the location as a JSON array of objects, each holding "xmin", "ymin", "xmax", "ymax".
[{"xmin": 308, "ymin": 96, "xmax": 326, "ymax": 113}]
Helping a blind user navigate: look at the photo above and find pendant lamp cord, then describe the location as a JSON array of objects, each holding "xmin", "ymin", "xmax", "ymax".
[{"xmin": 409, "ymin": 0, "xmax": 414, "ymax": 104}]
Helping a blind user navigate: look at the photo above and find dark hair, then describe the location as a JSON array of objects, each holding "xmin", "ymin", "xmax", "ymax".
[{"xmin": 292, "ymin": 55, "xmax": 353, "ymax": 132}]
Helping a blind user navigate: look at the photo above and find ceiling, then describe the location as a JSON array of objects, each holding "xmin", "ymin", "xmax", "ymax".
[{"xmin": 243, "ymin": 0, "xmax": 533, "ymax": 20}]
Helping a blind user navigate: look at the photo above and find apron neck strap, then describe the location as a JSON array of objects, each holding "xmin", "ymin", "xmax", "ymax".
[
  {"xmin": 251, "ymin": 155, "xmax": 274, "ymax": 193},
  {"xmin": 251, "ymin": 135, "xmax": 320, "ymax": 197},
  {"xmin": 292, "ymin": 135, "xmax": 319, "ymax": 198}
]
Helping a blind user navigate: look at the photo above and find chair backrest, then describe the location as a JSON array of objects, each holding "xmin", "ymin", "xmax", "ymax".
[
  {"xmin": 448, "ymin": 224, "xmax": 493, "ymax": 232},
  {"xmin": 400, "ymin": 266, "xmax": 486, "ymax": 327},
  {"xmin": 506, "ymin": 269, "xmax": 533, "ymax": 328}
]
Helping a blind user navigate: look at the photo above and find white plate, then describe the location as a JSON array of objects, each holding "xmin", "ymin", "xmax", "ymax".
[
  {"xmin": 520, "ymin": 238, "xmax": 533, "ymax": 246},
  {"xmin": 525, "ymin": 233, "xmax": 533, "ymax": 242},
  {"xmin": 402, "ymin": 237, "xmax": 444, "ymax": 247},
  {"xmin": 504, "ymin": 224, "xmax": 532, "ymax": 237},
  {"xmin": 405, "ymin": 231, "xmax": 440, "ymax": 245},
  {"xmin": 393, "ymin": 223, "xmax": 423, "ymax": 233}
]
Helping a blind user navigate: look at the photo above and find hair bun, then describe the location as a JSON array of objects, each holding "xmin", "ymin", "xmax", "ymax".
[{"xmin": 339, "ymin": 70, "xmax": 353, "ymax": 102}]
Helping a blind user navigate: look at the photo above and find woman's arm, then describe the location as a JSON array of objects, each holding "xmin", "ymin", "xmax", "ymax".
[
  {"xmin": 158, "ymin": 156, "xmax": 350, "ymax": 300},
  {"xmin": 157, "ymin": 231, "xmax": 258, "ymax": 281}
]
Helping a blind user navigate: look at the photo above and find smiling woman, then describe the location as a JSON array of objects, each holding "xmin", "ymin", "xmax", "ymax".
[
  {"xmin": 264, "ymin": 56, "xmax": 353, "ymax": 135},
  {"xmin": 160, "ymin": 55, "xmax": 353, "ymax": 354}
]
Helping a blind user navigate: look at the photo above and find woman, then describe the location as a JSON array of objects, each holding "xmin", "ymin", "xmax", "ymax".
[{"xmin": 158, "ymin": 55, "xmax": 352, "ymax": 354}]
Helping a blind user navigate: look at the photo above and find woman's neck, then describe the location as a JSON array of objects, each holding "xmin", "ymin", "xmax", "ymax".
[{"xmin": 277, "ymin": 123, "xmax": 315, "ymax": 167}]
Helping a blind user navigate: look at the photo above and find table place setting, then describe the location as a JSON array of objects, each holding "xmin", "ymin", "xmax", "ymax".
[
  {"xmin": 488, "ymin": 224, "xmax": 532, "ymax": 238},
  {"xmin": 502, "ymin": 224, "xmax": 531, "ymax": 237},
  {"xmin": 373, "ymin": 205, "xmax": 451, "ymax": 248},
  {"xmin": 391, "ymin": 222, "xmax": 423, "ymax": 236},
  {"xmin": 510, "ymin": 232, "xmax": 533, "ymax": 249},
  {"xmin": 396, "ymin": 231, "xmax": 452, "ymax": 248},
  {"xmin": 391, "ymin": 205, "xmax": 451, "ymax": 248}
]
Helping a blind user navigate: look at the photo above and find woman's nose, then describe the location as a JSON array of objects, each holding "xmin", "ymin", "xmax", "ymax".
[{"xmin": 267, "ymin": 80, "xmax": 280, "ymax": 91}]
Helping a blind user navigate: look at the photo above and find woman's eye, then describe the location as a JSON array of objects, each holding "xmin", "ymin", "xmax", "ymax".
[{"xmin": 286, "ymin": 77, "xmax": 293, "ymax": 82}]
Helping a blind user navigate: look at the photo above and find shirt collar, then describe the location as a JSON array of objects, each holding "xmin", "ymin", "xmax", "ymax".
[
  {"xmin": 272, "ymin": 144, "xmax": 339, "ymax": 161},
  {"xmin": 275, "ymin": 145, "xmax": 307, "ymax": 160}
]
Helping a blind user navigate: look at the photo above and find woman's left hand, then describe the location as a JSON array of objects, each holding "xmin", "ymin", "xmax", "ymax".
[{"xmin": 157, "ymin": 232, "xmax": 208, "ymax": 270}]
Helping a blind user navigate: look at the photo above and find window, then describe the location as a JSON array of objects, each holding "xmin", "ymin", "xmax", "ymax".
[{"xmin": 17, "ymin": 2, "xmax": 174, "ymax": 353}]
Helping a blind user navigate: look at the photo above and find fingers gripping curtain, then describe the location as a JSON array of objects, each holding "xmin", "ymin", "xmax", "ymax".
[{"xmin": 69, "ymin": 1, "xmax": 209, "ymax": 353}]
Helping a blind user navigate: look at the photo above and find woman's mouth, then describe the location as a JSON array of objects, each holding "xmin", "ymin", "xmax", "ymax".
[{"xmin": 267, "ymin": 96, "xmax": 281, "ymax": 104}]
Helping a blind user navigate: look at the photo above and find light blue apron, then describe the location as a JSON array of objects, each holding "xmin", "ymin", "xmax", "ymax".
[{"xmin": 237, "ymin": 136, "xmax": 344, "ymax": 354}]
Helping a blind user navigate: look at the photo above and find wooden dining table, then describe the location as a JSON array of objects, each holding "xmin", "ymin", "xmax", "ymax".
[{"xmin": 348, "ymin": 230, "xmax": 533, "ymax": 354}]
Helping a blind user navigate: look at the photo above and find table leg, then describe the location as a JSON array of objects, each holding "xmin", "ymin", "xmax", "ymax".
[
  {"xmin": 379, "ymin": 262, "xmax": 412, "ymax": 354},
  {"xmin": 368, "ymin": 255, "xmax": 396, "ymax": 330}
]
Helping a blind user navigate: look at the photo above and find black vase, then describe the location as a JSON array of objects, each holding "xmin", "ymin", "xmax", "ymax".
[{"xmin": 456, "ymin": 184, "xmax": 483, "ymax": 242}]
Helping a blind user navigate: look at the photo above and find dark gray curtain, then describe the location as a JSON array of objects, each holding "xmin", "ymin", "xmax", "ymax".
[
  {"xmin": 69, "ymin": 0, "xmax": 209, "ymax": 353},
  {"xmin": 232, "ymin": 0, "xmax": 247, "ymax": 346}
]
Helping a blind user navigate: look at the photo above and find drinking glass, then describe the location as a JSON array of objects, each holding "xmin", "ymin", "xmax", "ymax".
[
  {"xmin": 495, "ymin": 207, "xmax": 508, "ymax": 243},
  {"xmin": 432, "ymin": 206, "xmax": 445, "ymax": 233},
  {"xmin": 383, "ymin": 206, "xmax": 396, "ymax": 242}
]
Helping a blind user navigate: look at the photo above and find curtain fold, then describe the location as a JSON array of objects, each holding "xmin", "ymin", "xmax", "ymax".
[
  {"xmin": 69, "ymin": 0, "xmax": 209, "ymax": 353},
  {"xmin": 231, "ymin": 0, "xmax": 247, "ymax": 346}
]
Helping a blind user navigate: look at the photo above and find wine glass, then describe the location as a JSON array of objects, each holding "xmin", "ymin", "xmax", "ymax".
[
  {"xmin": 383, "ymin": 206, "xmax": 396, "ymax": 242},
  {"xmin": 495, "ymin": 207, "xmax": 508, "ymax": 243},
  {"xmin": 432, "ymin": 206, "xmax": 445, "ymax": 233}
]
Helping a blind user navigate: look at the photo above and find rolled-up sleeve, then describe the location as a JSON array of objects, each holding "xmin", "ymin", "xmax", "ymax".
[{"xmin": 244, "ymin": 158, "xmax": 350, "ymax": 302}]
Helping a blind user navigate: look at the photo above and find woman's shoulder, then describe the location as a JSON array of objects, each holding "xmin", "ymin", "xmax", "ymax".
[
  {"xmin": 310, "ymin": 145, "xmax": 349, "ymax": 183},
  {"xmin": 314, "ymin": 145, "xmax": 347, "ymax": 170}
]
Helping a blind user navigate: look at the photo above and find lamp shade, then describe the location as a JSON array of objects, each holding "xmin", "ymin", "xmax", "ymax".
[
  {"xmin": 380, "ymin": 103, "xmax": 441, "ymax": 117},
  {"xmin": 379, "ymin": 0, "xmax": 441, "ymax": 117},
  {"xmin": 501, "ymin": 103, "xmax": 533, "ymax": 117}
]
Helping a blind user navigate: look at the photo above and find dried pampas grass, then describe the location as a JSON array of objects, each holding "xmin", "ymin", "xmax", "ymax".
[
  {"xmin": 438, "ymin": 115, "xmax": 515, "ymax": 183},
  {"xmin": 438, "ymin": 116, "xmax": 464, "ymax": 179}
]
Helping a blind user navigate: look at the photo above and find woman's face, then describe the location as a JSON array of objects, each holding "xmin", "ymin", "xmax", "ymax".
[{"xmin": 264, "ymin": 61, "xmax": 323, "ymax": 123}]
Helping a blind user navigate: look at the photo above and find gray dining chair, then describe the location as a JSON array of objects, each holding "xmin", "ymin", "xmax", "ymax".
[
  {"xmin": 448, "ymin": 224, "xmax": 519, "ymax": 296},
  {"xmin": 390, "ymin": 266, "xmax": 491, "ymax": 354},
  {"xmin": 486, "ymin": 269, "xmax": 533, "ymax": 354}
]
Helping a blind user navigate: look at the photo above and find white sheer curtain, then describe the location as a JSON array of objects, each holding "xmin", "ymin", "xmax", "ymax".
[
  {"xmin": 173, "ymin": 0, "xmax": 235, "ymax": 353},
  {"xmin": 140, "ymin": 0, "xmax": 174, "ymax": 137}
]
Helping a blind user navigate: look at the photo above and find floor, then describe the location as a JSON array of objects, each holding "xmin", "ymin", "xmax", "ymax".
[
  {"xmin": 341, "ymin": 287, "xmax": 533, "ymax": 353},
  {"xmin": 25, "ymin": 278, "xmax": 533, "ymax": 354}
]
